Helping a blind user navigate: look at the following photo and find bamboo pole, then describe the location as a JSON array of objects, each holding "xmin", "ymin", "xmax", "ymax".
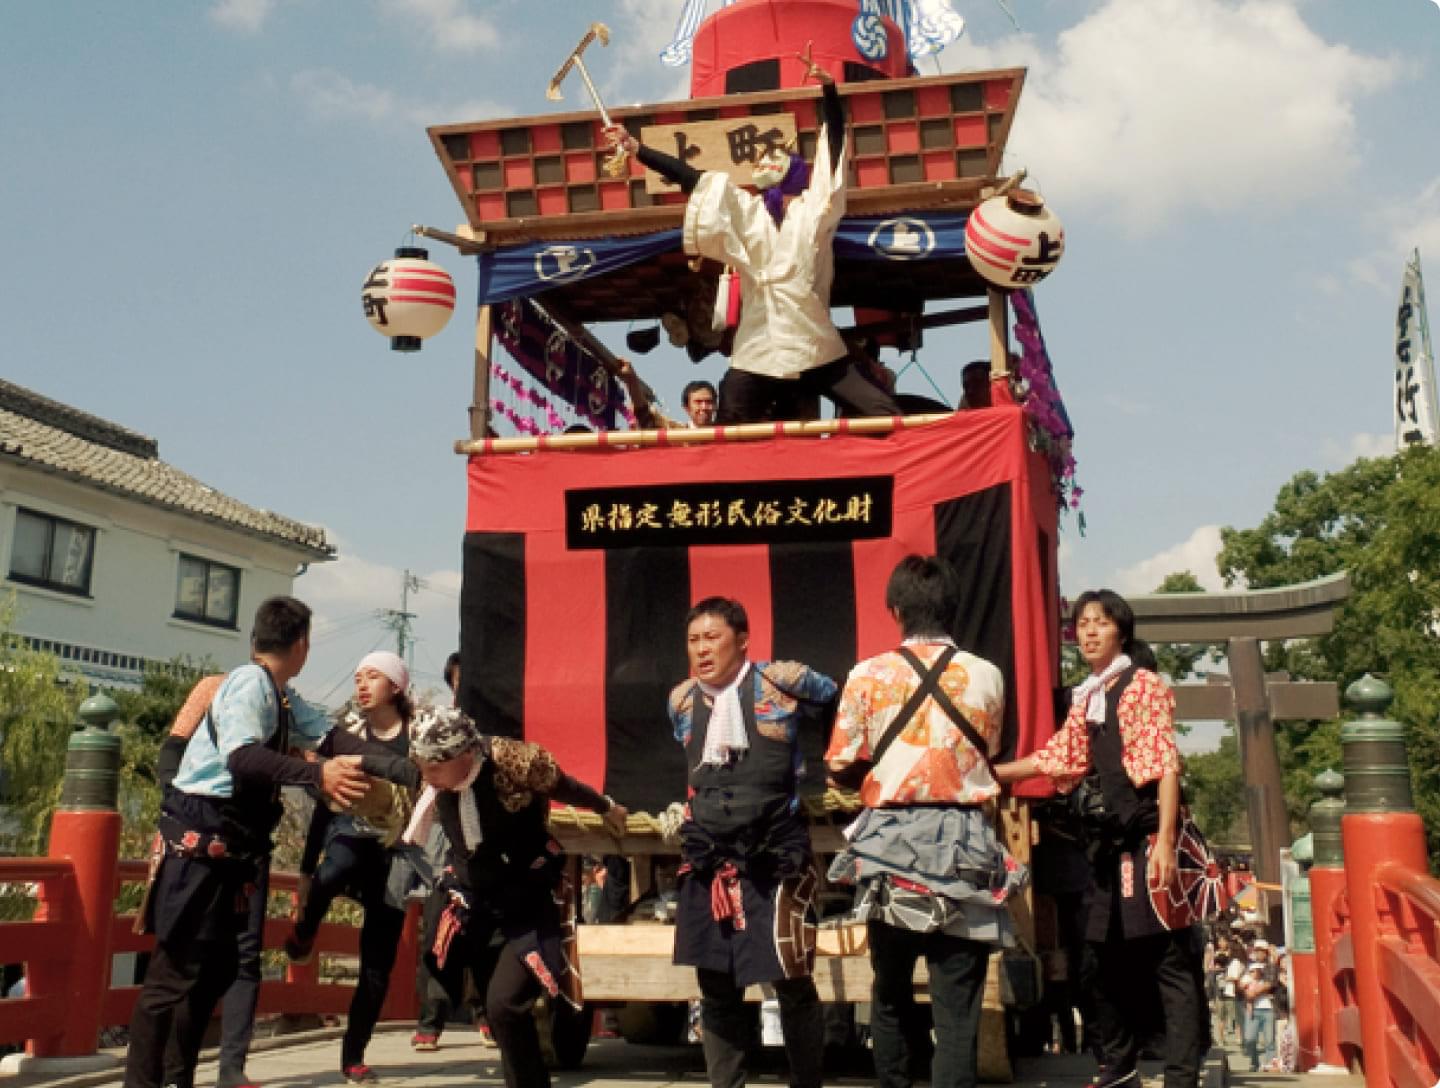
[
  {"xmin": 987, "ymin": 288, "xmax": 1009, "ymax": 378},
  {"xmin": 411, "ymin": 223, "xmax": 485, "ymax": 255},
  {"xmin": 470, "ymin": 304, "xmax": 494, "ymax": 440},
  {"xmin": 454, "ymin": 411, "xmax": 955, "ymax": 456}
]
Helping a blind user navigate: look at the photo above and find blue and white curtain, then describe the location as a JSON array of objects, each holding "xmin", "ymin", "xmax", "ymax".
[
  {"xmin": 476, "ymin": 213, "xmax": 975, "ymax": 305},
  {"xmin": 660, "ymin": 0, "xmax": 739, "ymax": 67},
  {"xmin": 661, "ymin": 0, "xmax": 965, "ymax": 68},
  {"xmin": 856, "ymin": 0, "xmax": 967, "ymax": 62}
]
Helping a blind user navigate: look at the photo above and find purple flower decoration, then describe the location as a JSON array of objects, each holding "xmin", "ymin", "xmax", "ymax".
[{"xmin": 1011, "ymin": 289, "xmax": 1083, "ymax": 523}]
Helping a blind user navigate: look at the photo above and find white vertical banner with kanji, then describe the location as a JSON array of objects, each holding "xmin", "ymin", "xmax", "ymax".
[{"xmin": 1395, "ymin": 248, "xmax": 1439, "ymax": 449}]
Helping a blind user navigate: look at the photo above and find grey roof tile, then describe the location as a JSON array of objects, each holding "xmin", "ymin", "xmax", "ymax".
[{"xmin": 0, "ymin": 379, "xmax": 333, "ymax": 558}]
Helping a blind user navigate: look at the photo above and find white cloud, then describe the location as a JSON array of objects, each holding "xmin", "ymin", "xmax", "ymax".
[
  {"xmin": 210, "ymin": 0, "xmax": 282, "ymax": 33},
  {"xmin": 1349, "ymin": 176, "xmax": 1440, "ymax": 288},
  {"xmin": 1320, "ymin": 430, "xmax": 1395, "ymax": 465},
  {"xmin": 1112, "ymin": 524, "xmax": 1227, "ymax": 595},
  {"xmin": 290, "ymin": 545, "xmax": 460, "ymax": 707},
  {"xmin": 290, "ymin": 68, "xmax": 508, "ymax": 128},
  {"xmin": 292, "ymin": 70, "xmax": 403, "ymax": 125},
  {"xmin": 943, "ymin": 0, "xmax": 1398, "ymax": 230},
  {"xmin": 609, "ymin": 0, "xmax": 695, "ymax": 104},
  {"xmin": 378, "ymin": 0, "xmax": 497, "ymax": 54}
]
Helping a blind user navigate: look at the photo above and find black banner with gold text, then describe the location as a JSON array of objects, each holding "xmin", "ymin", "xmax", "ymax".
[{"xmin": 564, "ymin": 476, "xmax": 893, "ymax": 549}]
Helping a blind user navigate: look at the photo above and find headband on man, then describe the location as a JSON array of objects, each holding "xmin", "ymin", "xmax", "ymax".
[{"xmin": 409, "ymin": 703, "xmax": 482, "ymax": 762}]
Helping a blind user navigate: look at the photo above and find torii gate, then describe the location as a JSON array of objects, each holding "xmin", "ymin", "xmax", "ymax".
[{"xmin": 1129, "ymin": 571, "xmax": 1351, "ymax": 935}]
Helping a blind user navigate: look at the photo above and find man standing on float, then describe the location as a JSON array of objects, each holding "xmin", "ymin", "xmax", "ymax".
[{"xmin": 607, "ymin": 46, "xmax": 898, "ymax": 423}]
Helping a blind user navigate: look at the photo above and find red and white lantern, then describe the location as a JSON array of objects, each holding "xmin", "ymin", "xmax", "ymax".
[
  {"xmin": 361, "ymin": 246, "xmax": 455, "ymax": 351},
  {"xmin": 964, "ymin": 190, "xmax": 1065, "ymax": 290}
]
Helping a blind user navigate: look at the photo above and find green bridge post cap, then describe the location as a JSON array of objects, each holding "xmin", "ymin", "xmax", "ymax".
[
  {"xmin": 1309, "ymin": 766, "xmax": 1346, "ymax": 867},
  {"xmin": 60, "ymin": 693, "xmax": 122, "ymax": 812},
  {"xmin": 1341, "ymin": 675, "xmax": 1413, "ymax": 815}
]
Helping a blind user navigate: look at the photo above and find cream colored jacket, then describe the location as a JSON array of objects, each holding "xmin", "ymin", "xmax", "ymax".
[{"xmin": 681, "ymin": 121, "xmax": 848, "ymax": 379}]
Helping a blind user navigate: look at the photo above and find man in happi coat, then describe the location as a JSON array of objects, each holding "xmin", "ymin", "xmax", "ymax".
[{"xmin": 667, "ymin": 596, "xmax": 838, "ymax": 1088}]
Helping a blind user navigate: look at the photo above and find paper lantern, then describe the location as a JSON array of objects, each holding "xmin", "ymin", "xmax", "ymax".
[
  {"xmin": 964, "ymin": 190, "xmax": 1065, "ymax": 290},
  {"xmin": 361, "ymin": 246, "xmax": 455, "ymax": 352}
]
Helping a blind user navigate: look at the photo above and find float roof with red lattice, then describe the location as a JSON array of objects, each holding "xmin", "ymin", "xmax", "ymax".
[
  {"xmin": 427, "ymin": 67, "xmax": 1023, "ymax": 322},
  {"xmin": 430, "ymin": 67, "xmax": 1022, "ymax": 240}
]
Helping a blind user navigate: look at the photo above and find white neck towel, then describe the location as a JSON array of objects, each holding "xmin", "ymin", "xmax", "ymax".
[
  {"xmin": 1071, "ymin": 654, "xmax": 1133, "ymax": 724},
  {"xmin": 402, "ymin": 760, "xmax": 484, "ymax": 851},
  {"xmin": 697, "ymin": 661, "xmax": 752, "ymax": 767}
]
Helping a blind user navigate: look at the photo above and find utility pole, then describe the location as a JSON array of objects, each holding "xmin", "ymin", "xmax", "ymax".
[{"xmin": 378, "ymin": 569, "xmax": 423, "ymax": 666}]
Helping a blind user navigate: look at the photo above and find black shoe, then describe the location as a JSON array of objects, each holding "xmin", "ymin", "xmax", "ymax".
[{"xmin": 283, "ymin": 928, "xmax": 314, "ymax": 965}]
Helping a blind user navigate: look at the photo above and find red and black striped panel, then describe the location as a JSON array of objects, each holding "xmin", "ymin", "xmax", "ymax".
[{"xmin": 460, "ymin": 409, "xmax": 1060, "ymax": 814}]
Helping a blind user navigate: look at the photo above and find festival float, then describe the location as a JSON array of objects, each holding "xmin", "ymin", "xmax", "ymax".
[{"xmin": 383, "ymin": 0, "xmax": 1079, "ymax": 1068}]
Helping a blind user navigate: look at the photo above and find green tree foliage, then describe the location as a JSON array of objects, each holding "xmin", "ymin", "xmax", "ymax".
[
  {"xmin": 1151, "ymin": 570, "xmax": 1219, "ymax": 683},
  {"xmin": 0, "ymin": 597, "xmax": 85, "ymax": 856},
  {"xmin": 109, "ymin": 659, "xmax": 215, "ymax": 862},
  {"xmin": 1217, "ymin": 445, "xmax": 1440, "ymax": 856},
  {"xmin": 0, "ymin": 611, "xmax": 212, "ymax": 908},
  {"xmin": 1184, "ymin": 733, "xmax": 1246, "ymax": 847}
]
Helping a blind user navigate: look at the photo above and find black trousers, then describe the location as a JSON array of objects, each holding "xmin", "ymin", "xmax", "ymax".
[
  {"xmin": 158, "ymin": 861, "xmax": 268, "ymax": 1088},
  {"xmin": 696, "ymin": 968, "xmax": 822, "ymax": 1088},
  {"xmin": 868, "ymin": 922, "xmax": 990, "ymax": 1088},
  {"xmin": 341, "ymin": 900, "xmax": 407, "ymax": 1067},
  {"xmin": 1091, "ymin": 930, "xmax": 1206, "ymax": 1088},
  {"xmin": 717, "ymin": 358, "xmax": 900, "ymax": 424},
  {"xmin": 218, "ymin": 859, "xmax": 267, "ymax": 1084},
  {"xmin": 426, "ymin": 907, "xmax": 549, "ymax": 1088},
  {"xmin": 298, "ymin": 834, "xmax": 408, "ymax": 1069},
  {"xmin": 125, "ymin": 932, "xmax": 240, "ymax": 1088},
  {"xmin": 127, "ymin": 852, "xmax": 254, "ymax": 1088},
  {"xmin": 415, "ymin": 889, "xmax": 466, "ymax": 1036}
]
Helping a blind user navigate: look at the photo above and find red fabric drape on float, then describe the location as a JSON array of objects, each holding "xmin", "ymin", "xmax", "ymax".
[{"xmin": 461, "ymin": 407, "xmax": 1059, "ymax": 812}]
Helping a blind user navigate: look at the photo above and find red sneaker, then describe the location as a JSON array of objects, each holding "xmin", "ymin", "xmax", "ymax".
[
  {"xmin": 411, "ymin": 1033, "xmax": 440, "ymax": 1052},
  {"xmin": 342, "ymin": 1065, "xmax": 379, "ymax": 1084}
]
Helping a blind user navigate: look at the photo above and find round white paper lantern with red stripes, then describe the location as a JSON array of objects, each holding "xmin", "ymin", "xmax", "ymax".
[
  {"xmin": 361, "ymin": 246, "xmax": 455, "ymax": 351},
  {"xmin": 964, "ymin": 190, "xmax": 1065, "ymax": 290}
]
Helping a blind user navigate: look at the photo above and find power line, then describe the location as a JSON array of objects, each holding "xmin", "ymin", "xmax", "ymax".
[
  {"xmin": 312, "ymin": 613, "xmax": 384, "ymax": 640},
  {"xmin": 377, "ymin": 570, "xmax": 424, "ymax": 667}
]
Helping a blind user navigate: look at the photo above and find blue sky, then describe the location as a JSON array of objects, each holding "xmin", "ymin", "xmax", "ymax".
[{"xmin": 2, "ymin": 0, "xmax": 1437, "ymax": 710}]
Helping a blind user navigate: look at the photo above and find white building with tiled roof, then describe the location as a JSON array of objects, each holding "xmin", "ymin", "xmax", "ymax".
[{"xmin": 0, "ymin": 379, "xmax": 335, "ymax": 689}]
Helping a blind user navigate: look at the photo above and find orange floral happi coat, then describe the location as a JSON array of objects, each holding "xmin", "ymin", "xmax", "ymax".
[{"xmin": 825, "ymin": 643, "xmax": 1006, "ymax": 808}]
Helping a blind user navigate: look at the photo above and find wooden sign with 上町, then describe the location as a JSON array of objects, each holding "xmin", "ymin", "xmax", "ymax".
[{"xmin": 640, "ymin": 115, "xmax": 799, "ymax": 195}]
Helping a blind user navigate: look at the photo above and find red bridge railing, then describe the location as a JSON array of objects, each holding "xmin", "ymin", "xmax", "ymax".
[
  {"xmin": 1, "ymin": 852, "xmax": 419, "ymax": 1060},
  {"xmin": 1306, "ymin": 673, "xmax": 1440, "ymax": 1088}
]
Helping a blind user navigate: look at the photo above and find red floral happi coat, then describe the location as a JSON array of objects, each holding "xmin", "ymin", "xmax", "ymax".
[{"xmin": 1032, "ymin": 668, "xmax": 1182, "ymax": 792}]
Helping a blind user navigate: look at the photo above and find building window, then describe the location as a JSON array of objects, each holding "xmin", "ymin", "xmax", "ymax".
[
  {"xmin": 175, "ymin": 554, "xmax": 240, "ymax": 628},
  {"xmin": 9, "ymin": 508, "xmax": 95, "ymax": 595}
]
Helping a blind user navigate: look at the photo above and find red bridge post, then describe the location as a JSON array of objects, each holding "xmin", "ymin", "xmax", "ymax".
[
  {"xmin": 1307, "ymin": 768, "xmax": 1348, "ymax": 1071},
  {"xmin": 1284, "ymin": 831, "xmax": 1319, "ymax": 1072},
  {"xmin": 1340, "ymin": 675, "xmax": 1427, "ymax": 1088},
  {"xmin": 33, "ymin": 695, "xmax": 124, "ymax": 1060}
]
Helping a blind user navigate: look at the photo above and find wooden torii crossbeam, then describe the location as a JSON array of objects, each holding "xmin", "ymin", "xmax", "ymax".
[{"xmin": 1127, "ymin": 572, "xmax": 1351, "ymax": 936}]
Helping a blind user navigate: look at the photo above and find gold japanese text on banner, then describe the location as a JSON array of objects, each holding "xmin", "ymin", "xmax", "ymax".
[{"xmin": 565, "ymin": 476, "xmax": 893, "ymax": 549}]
